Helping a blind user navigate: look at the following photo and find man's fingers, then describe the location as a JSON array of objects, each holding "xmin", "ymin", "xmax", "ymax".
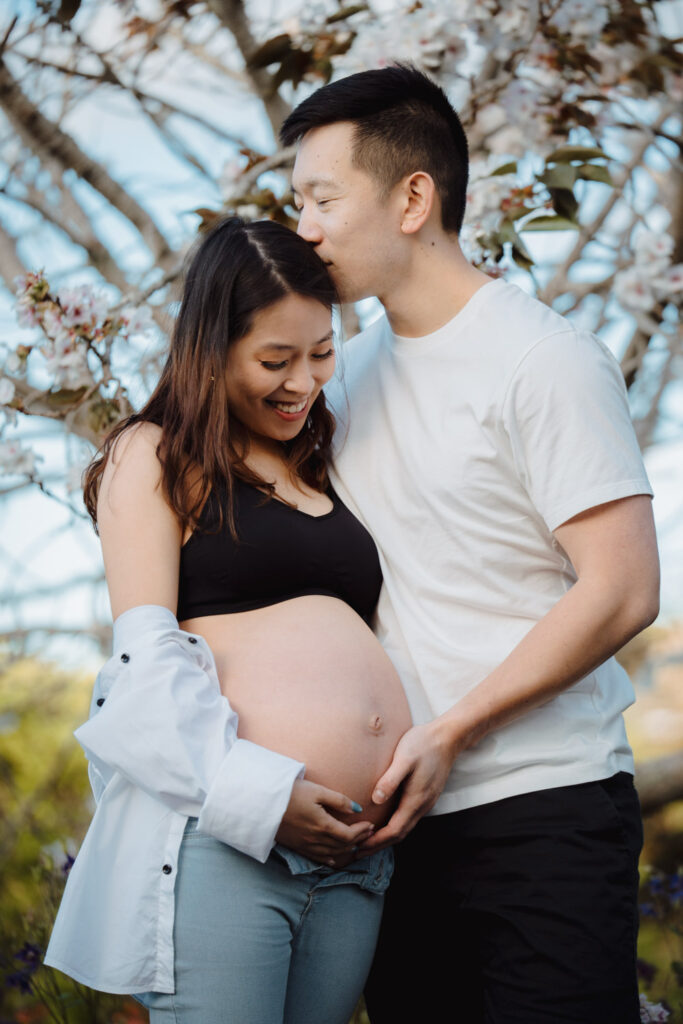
[{"xmin": 372, "ymin": 756, "xmax": 412, "ymax": 805}]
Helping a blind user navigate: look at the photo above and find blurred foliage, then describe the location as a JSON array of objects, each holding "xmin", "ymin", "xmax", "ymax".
[{"xmin": 1, "ymin": 651, "xmax": 681, "ymax": 1022}]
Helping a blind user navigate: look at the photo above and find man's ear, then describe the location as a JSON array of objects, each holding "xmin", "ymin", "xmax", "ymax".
[{"xmin": 399, "ymin": 172, "xmax": 436, "ymax": 235}]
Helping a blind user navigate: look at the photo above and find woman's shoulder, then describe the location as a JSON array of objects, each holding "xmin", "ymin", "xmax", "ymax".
[{"xmin": 98, "ymin": 421, "xmax": 165, "ymax": 511}]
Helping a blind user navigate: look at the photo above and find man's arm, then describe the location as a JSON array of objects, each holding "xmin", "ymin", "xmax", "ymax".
[{"xmin": 361, "ymin": 493, "xmax": 659, "ymax": 852}]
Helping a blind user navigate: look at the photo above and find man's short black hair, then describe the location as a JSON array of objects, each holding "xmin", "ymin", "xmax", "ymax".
[{"xmin": 280, "ymin": 64, "xmax": 469, "ymax": 233}]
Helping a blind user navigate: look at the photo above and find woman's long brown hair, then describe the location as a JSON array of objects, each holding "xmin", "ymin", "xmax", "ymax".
[{"xmin": 83, "ymin": 217, "xmax": 339, "ymax": 538}]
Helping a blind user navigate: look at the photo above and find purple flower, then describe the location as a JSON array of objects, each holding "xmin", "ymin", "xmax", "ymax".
[
  {"xmin": 638, "ymin": 958, "xmax": 658, "ymax": 985},
  {"xmin": 6, "ymin": 969, "xmax": 33, "ymax": 993},
  {"xmin": 14, "ymin": 942, "xmax": 42, "ymax": 969}
]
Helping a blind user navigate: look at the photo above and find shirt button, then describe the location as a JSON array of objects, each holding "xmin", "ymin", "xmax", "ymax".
[
  {"xmin": 187, "ymin": 637, "xmax": 198, "ymax": 644},
  {"xmin": 96, "ymin": 697, "xmax": 105, "ymax": 707},
  {"xmin": 162, "ymin": 864, "xmax": 173, "ymax": 875},
  {"xmin": 120, "ymin": 653, "xmax": 130, "ymax": 663}
]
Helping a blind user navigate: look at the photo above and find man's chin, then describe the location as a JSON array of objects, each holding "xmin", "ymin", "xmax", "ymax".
[{"xmin": 334, "ymin": 277, "xmax": 375, "ymax": 306}]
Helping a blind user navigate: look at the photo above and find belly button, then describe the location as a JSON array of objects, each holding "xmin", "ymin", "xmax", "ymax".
[{"xmin": 368, "ymin": 713, "xmax": 384, "ymax": 735}]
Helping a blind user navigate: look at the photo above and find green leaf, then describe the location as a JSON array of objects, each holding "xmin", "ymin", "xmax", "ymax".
[
  {"xmin": 539, "ymin": 164, "xmax": 578, "ymax": 190},
  {"xmin": 549, "ymin": 187, "xmax": 579, "ymax": 222},
  {"xmin": 512, "ymin": 247, "xmax": 535, "ymax": 271},
  {"xmin": 577, "ymin": 163, "xmax": 614, "ymax": 186},
  {"xmin": 247, "ymin": 34, "xmax": 293, "ymax": 69},
  {"xmin": 546, "ymin": 144, "xmax": 609, "ymax": 164},
  {"xmin": 521, "ymin": 215, "xmax": 580, "ymax": 232},
  {"xmin": 46, "ymin": 386, "xmax": 88, "ymax": 407},
  {"xmin": 490, "ymin": 161, "xmax": 518, "ymax": 177},
  {"xmin": 326, "ymin": 4, "xmax": 367, "ymax": 23},
  {"xmin": 498, "ymin": 219, "xmax": 532, "ymax": 258}
]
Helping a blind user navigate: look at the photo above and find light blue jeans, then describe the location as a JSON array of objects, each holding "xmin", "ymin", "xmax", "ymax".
[{"xmin": 137, "ymin": 818, "xmax": 392, "ymax": 1024}]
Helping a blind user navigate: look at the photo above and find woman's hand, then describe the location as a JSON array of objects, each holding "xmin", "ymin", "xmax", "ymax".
[{"xmin": 276, "ymin": 780, "xmax": 375, "ymax": 864}]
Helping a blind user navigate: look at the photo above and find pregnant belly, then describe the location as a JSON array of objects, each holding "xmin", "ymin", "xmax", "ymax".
[{"xmin": 181, "ymin": 596, "xmax": 413, "ymax": 828}]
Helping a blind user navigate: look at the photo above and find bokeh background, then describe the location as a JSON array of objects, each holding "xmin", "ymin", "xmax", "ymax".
[{"xmin": 0, "ymin": 0, "xmax": 682, "ymax": 1020}]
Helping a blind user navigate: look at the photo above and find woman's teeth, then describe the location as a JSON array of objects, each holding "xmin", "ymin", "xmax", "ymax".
[{"xmin": 270, "ymin": 398, "xmax": 307, "ymax": 413}]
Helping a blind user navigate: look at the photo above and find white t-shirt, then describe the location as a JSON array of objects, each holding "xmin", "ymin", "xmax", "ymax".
[{"xmin": 326, "ymin": 278, "xmax": 653, "ymax": 815}]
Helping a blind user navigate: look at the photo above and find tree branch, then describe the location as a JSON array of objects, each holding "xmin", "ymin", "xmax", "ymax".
[
  {"xmin": 205, "ymin": 0, "xmax": 291, "ymax": 137},
  {"xmin": 0, "ymin": 54, "xmax": 174, "ymax": 268}
]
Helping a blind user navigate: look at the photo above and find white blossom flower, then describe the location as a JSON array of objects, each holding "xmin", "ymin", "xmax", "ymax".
[
  {"xmin": 487, "ymin": 125, "xmax": 527, "ymax": 157},
  {"xmin": 640, "ymin": 993, "xmax": 670, "ymax": 1023},
  {"xmin": 0, "ymin": 439, "xmax": 38, "ymax": 476},
  {"xmin": 549, "ymin": 0, "xmax": 611, "ymax": 38},
  {"xmin": 235, "ymin": 203, "xmax": 261, "ymax": 220},
  {"xmin": 592, "ymin": 41, "xmax": 641, "ymax": 85},
  {"xmin": 500, "ymin": 79, "xmax": 541, "ymax": 128},
  {"xmin": 0, "ymin": 378, "xmax": 15, "ymax": 405},
  {"xmin": 42, "ymin": 332, "xmax": 93, "ymax": 389},
  {"xmin": 3, "ymin": 352, "xmax": 21, "ymax": 374},
  {"xmin": 219, "ymin": 157, "xmax": 246, "ymax": 200},
  {"xmin": 339, "ymin": 4, "xmax": 460, "ymax": 75},
  {"xmin": 120, "ymin": 304, "xmax": 154, "ymax": 335},
  {"xmin": 475, "ymin": 103, "xmax": 507, "ymax": 137},
  {"xmin": 634, "ymin": 231, "xmax": 675, "ymax": 270},
  {"xmin": 42, "ymin": 306, "xmax": 66, "ymax": 338},
  {"xmin": 652, "ymin": 264, "xmax": 683, "ymax": 297},
  {"xmin": 66, "ymin": 461, "xmax": 87, "ymax": 494},
  {"xmin": 58, "ymin": 285, "xmax": 110, "ymax": 330},
  {"xmin": 613, "ymin": 266, "xmax": 656, "ymax": 311},
  {"xmin": 16, "ymin": 302, "xmax": 38, "ymax": 329}
]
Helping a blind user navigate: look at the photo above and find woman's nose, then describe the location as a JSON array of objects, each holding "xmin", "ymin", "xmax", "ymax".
[{"xmin": 284, "ymin": 364, "xmax": 315, "ymax": 394}]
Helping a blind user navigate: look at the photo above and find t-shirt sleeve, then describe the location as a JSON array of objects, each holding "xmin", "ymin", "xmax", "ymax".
[{"xmin": 501, "ymin": 328, "xmax": 653, "ymax": 533}]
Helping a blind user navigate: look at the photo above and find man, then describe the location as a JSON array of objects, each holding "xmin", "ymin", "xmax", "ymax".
[{"xmin": 280, "ymin": 65, "xmax": 659, "ymax": 1023}]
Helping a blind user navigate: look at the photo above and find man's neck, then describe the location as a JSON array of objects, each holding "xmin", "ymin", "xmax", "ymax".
[{"xmin": 380, "ymin": 238, "xmax": 493, "ymax": 339}]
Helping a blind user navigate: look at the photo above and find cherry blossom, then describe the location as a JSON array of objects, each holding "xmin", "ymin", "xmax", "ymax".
[
  {"xmin": 0, "ymin": 439, "xmax": 39, "ymax": 477},
  {"xmin": 0, "ymin": 378, "xmax": 16, "ymax": 406},
  {"xmin": 640, "ymin": 993, "xmax": 670, "ymax": 1023},
  {"xmin": 613, "ymin": 267, "xmax": 657, "ymax": 313}
]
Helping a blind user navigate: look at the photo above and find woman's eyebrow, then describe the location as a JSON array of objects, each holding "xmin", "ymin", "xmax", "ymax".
[{"xmin": 257, "ymin": 331, "xmax": 334, "ymax": 353}]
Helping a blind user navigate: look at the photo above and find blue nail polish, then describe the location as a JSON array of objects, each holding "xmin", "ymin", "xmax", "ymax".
[{"xmin": 351, "ymin": 801, "xmax": 363, "ymax": 813}]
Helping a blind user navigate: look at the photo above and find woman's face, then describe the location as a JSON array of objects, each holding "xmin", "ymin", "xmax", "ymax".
[{"xmin": 224, "ymin": 292, "xmax": 335, "ymax": 445}]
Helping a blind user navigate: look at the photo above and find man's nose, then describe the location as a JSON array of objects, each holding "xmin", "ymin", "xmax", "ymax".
[{"xmin": 296, "ymin": 206, "xmax": 323, "ymax": 245}]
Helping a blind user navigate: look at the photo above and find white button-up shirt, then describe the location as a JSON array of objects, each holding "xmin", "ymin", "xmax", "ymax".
[{"xmin": 45, "ymin": 604, "xmax": 304, "ymax": 994}]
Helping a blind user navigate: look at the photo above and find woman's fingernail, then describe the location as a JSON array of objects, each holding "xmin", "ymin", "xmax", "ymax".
[
  {"xmin": 373, "ymin": 788, "xmax": 386, "ymax": 803},
  {"xmin": 351, "ymin": 801, "xmax": 363, "ymax": 813}
]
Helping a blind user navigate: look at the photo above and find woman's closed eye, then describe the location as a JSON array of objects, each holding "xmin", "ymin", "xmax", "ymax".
[{"xmin": 261, "ymin": 349, "xmax": 334, "ymax": 371}]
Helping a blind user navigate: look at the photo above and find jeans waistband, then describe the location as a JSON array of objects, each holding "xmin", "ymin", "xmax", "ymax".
[{"xmin": 273, "ymin": 843, "xmax": 394, "ymax": 895}]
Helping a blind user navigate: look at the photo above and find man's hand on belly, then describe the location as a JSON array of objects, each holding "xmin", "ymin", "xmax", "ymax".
[
  {"xmin": 276, "ymin": 779, "xmax": 376, "ymax": 864},
  {"xmin": 358, "ymin": 721, "xmax": 458, "ymax": 853}
]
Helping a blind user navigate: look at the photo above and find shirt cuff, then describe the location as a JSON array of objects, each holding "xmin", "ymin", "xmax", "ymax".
[
  {"xmin": 112, "ymin": 604, "xmax": 178, "ymax": 655},
  {"xmin": 198, "ymin": 739, "xmax": 305, "ymax": 862}
]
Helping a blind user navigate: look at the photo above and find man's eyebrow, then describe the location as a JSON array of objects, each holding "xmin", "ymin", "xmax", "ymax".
[
  {"xmin": 291, "ymin": 176, "xmax": 340, "ymax": 195},
  {"xmin": 257, "ymin": 331, "xmax": 334, "ymax": 352}
]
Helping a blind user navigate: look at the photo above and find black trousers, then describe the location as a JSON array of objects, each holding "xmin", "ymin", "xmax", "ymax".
[{"xmin": 364, "ymin": 773, "xmax": 643, "ymax": 1024}]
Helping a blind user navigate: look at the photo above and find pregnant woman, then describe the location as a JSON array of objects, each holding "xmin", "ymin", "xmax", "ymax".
[{"xmin": 45, "ymin": 217, "xmax": 411, "ymax": 1024}]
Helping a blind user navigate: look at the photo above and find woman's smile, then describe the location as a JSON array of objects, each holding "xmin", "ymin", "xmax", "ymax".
[{"xmin": 266, "ymin": 395, "xmax": 311, "ymax": 420}]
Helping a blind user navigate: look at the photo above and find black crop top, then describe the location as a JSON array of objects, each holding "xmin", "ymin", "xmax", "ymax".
[{"xmin": 177, "ymin": 477, "xmax": 382, "ymax": 624}]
